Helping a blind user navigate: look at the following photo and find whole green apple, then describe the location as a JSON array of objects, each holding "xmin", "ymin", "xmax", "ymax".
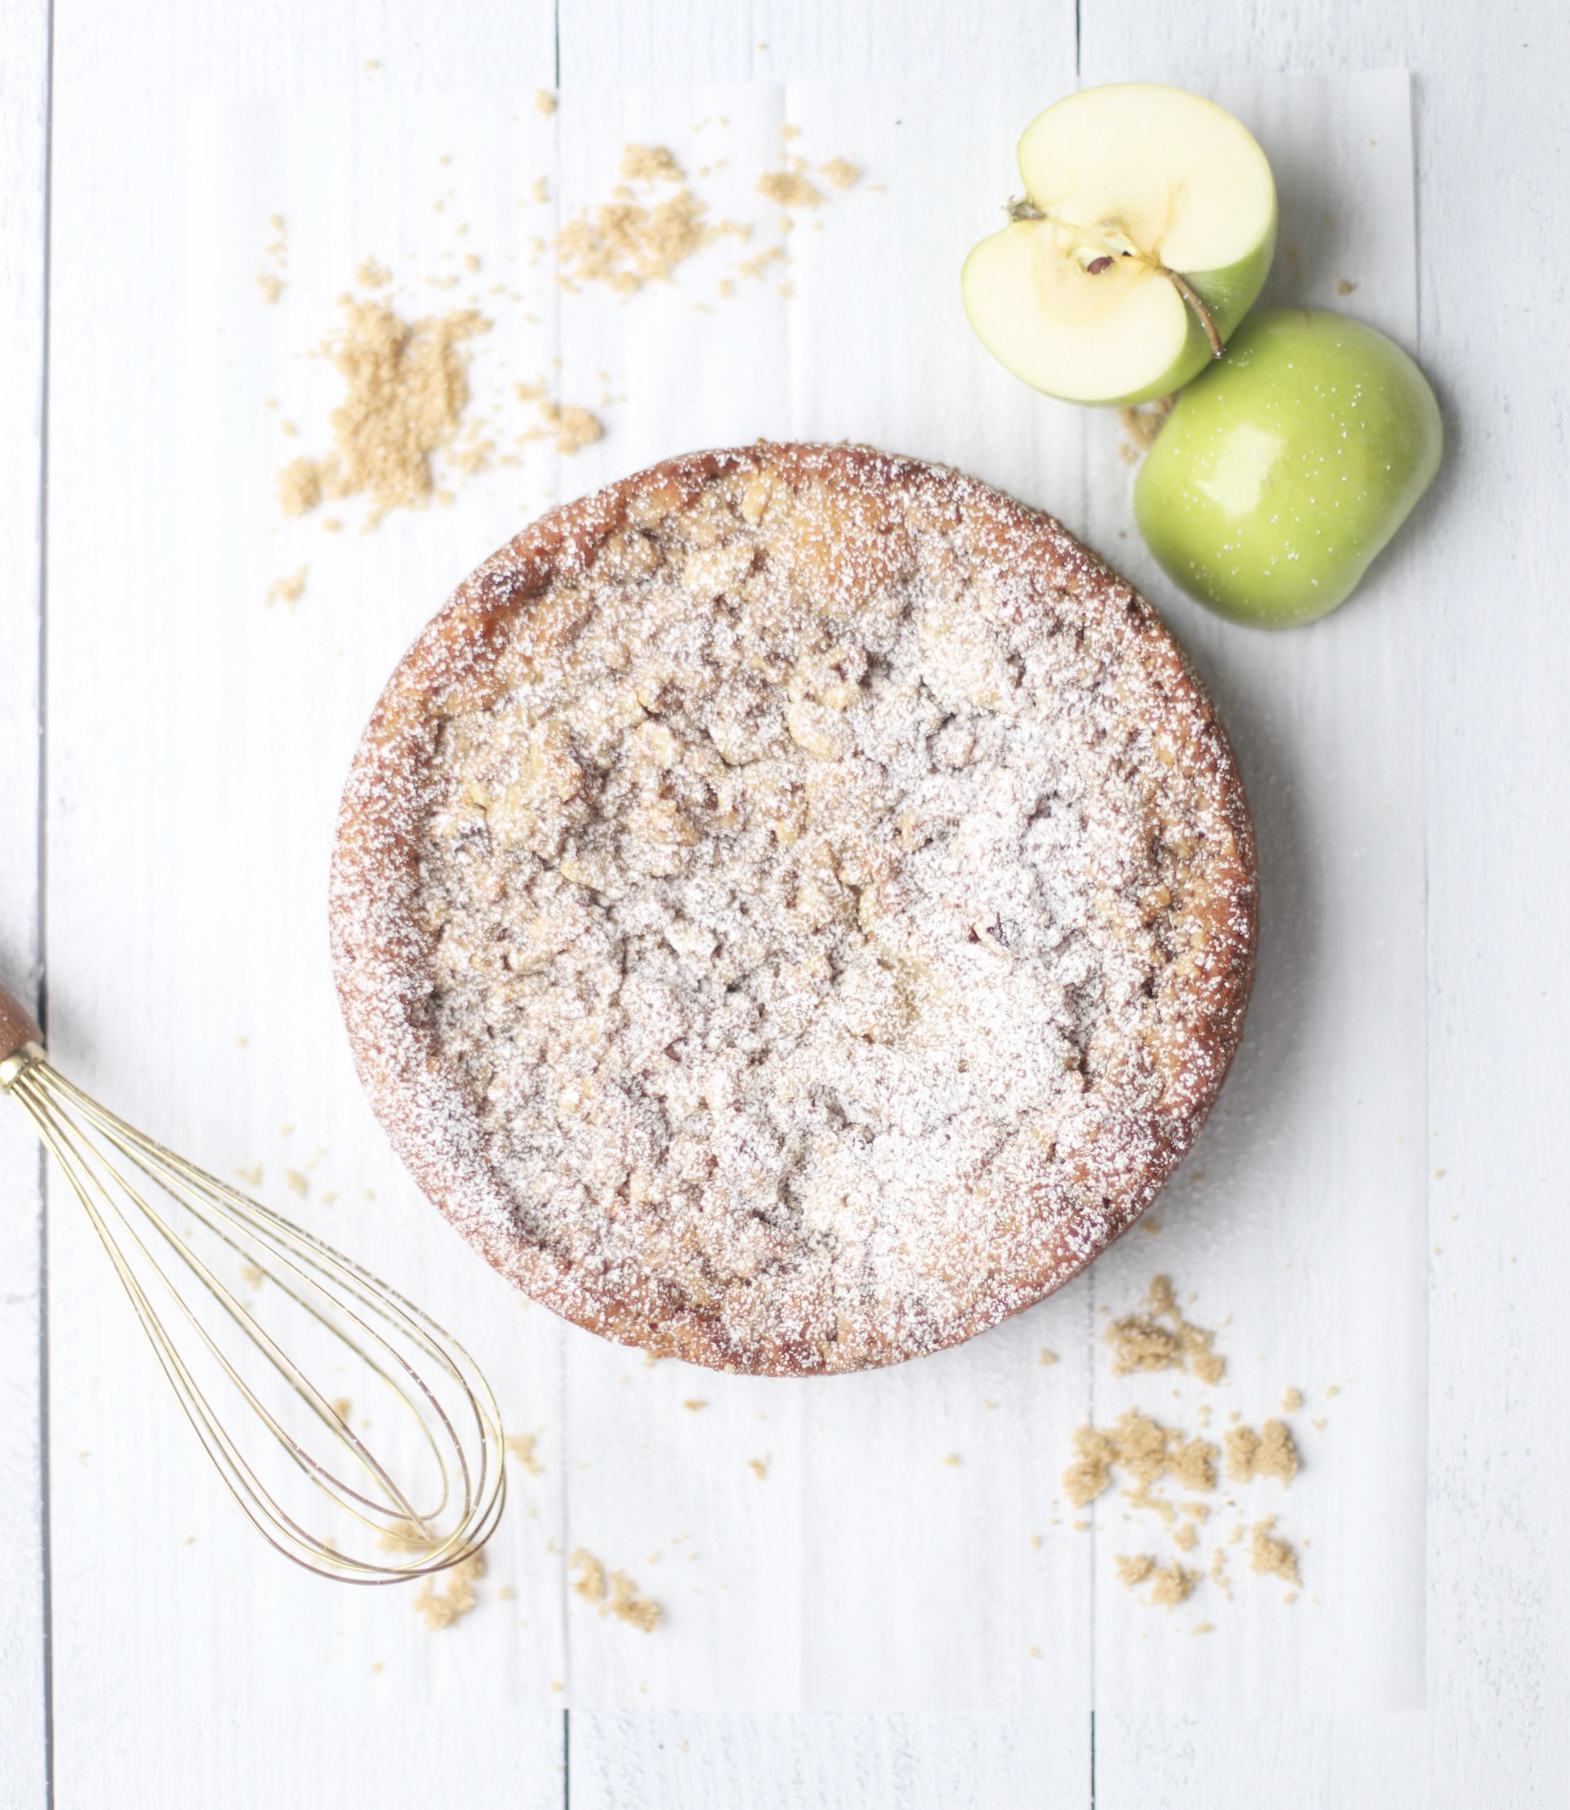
[{"xmin": 1133, "ymin": 308, "xmax": 1442, "ymax": 626}]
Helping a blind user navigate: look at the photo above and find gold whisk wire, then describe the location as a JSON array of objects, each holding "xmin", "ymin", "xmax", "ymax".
[{"xmin": 0, "ymin": 993, "xmax": 505, "ymax": 1584}]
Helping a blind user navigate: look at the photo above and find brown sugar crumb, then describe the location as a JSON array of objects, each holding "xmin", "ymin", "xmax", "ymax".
[
  {"xmin": 620, "ymin": 144, "xmax": 686, "ymax": 185},
  {"xmin": 1174, "ymin": 1521, "xmax": 1198, "ymax": 1552},
  {"xmin": 819, "ymin": 157, "xmax": 860, "ymax": 190},
  {"xmin": 1105, "ymin": 1274, "xmax": 1225, "ymax": 1384},
  {"xmin": 356, "ymin": 257, "xmax": 391, "ymax": 289},
  {"xmin": 412, "ymin": 1550, "xmax": 485, "ymax": 1629},
  {"xmin": 1167, "ymin": 1434, "xmax": 1219, "ymax": 1493},
  {"xmin": 537, "ymin": 400, "xmax": 604, "ymax": 455},
  {"xmin": 1337, "ymin": 278, "xmax": 1358, "ymax": 295},
  {"xmin": 572, "ymin": 1548, "xmax": 661, "ymax": 1631},
  {"xmin": 534, "ymin": 89, "xmax": 557, "ymax": 116},
  {"xmin": 1116, "ymin": 1552, "xmax": 1198, "ymax": 1608},
  {"xmin": 681, "ymin": 1398, "xmax": 708, "ymax": 1411},
  {"xmin": 264, "ymin": 566, "xmax": 308, "ymax": 609},
  {"xmin": 756, "ymin": 170, "xmax": 823, "ymax": 208},
  {"xmin": 278, "ymin": 456, "xmax": 321, "ymax": 517},
  {"xmin": 1224, "ymin": 1419, "xmax": 1300, "ymax": 1485},
  {"xmin": 608, "ymin": 1570, "xmax": 662, "ymax": 1632},
  {"xmin": 570, "ymin": 1547, "xmax": 607, "ymax": 1603},
  {"xmin": 277, "ymin": 298, "xmax": 489, "ymax": 527},
  {"xmin": 1190, "ymin": 1621, "xmax": 1215, "ymax": 1635},
  {"xmin": 1250, "ymin": 1516, "xmax": 1302, "ymax": 1587},
  {"xmin": 1114, "ymin": 1553, "xmax": 1154, "ymax": 1589},
  {"xmin": 1149, "ymin": 1562, "xmax": 1199, "ymax": 1608},
  {"xmin": 1281, "ymin": 1386, "xmax": 1303, "ymax": 1411},
  {"xmin": 1063, "ymin": 1423, "xmax": 1118, "ymax": 1507},
  {"xmin": 1115, "ymin": 394, "xmax": 1175, "ymax": 463},
  {"xmin": 505, "ymin": 1430, "xmax": 545, "ymax": 1475},
  {"xmin": 257, "ymin": 217, "xmax": 287, "ymax": 302},
  {"xmin": 1038, "ymin": 1349, "xmax": 1059, "ymax": 1366},
  {"xmin": 747, "ymin": 1456, "xmax": 769, "ymax": 1480}
]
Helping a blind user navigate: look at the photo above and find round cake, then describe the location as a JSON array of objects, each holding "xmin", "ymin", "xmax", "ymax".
[{"xmin": 330, "ymin": 443, "xmax": 1256, "ymax": 1375}]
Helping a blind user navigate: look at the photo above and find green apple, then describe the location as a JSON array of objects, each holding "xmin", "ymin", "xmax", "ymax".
[
  {"xmin": 961, "ymin": 84, "xmax": 1277, "ymax": 406},
  {"xmin": 1133, "ymin": 308, "xmax": 1443, "ymax": 627}
]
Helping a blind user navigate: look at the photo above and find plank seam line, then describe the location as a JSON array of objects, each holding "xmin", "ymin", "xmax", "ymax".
[{"xmin": 36, "ymin": 0, "xmax": 59, "ymax": 1804}]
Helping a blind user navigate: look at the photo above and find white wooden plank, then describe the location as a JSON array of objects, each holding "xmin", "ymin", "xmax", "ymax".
[
  {"xmin": 75, "ymin": 1708, "xmax": 564, "ymax": 1810},
  {"xmin": 1076, "ymin": 72, "xmax": 1426, "ymax": 1716},
  {"xmin": 43, "ymin": 4, "xmax": 569, "ymax": 1804},
  {"xmin": 571, "ymin": 1710, "xmax": 1089, "ymax": 1810},
  {"xmin": 1077, "ymin": 0, "xmax": 1570, "ymax": 1799},
  {"xmin": 548, "ymin": 78, "xmax": 1097, "ymax": 1713},
  {"xmin": 558, "ymin": 0, "xmax": 1074, "ymax": 84},
  {"xmin": 1096, "ymin": 1712, "xmax": 1427, "ymax": 1810},
  {"xmin": 0, "ymin": 0, "xmax": 50, "ymax": 1804}
]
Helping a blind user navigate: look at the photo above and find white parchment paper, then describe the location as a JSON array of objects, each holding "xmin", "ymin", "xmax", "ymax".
[{"xmin": 169, "ymin": 73, "xmax": 1422, "ymax": 1712}]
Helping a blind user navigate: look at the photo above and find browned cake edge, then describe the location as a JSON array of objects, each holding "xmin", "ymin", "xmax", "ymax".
[{"xmin": 328, "ymin": 442, "xmax": 1258, "ymax": 1375}]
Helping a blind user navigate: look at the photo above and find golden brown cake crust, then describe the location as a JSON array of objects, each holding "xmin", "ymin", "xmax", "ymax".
[{"xmin": 330, "ymin": 443, "xmax": 1256, "ymax": 1375}]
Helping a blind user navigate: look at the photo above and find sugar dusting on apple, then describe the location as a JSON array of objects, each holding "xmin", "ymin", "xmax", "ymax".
[{"xmin": 1133, "ymin": 309, "xmax": 1442, "ymax": 628}]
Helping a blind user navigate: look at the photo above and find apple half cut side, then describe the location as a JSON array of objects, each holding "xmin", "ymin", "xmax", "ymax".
[{"xmin": 961, "ymin": 84, "xmax": 1278, "ymax": 407}]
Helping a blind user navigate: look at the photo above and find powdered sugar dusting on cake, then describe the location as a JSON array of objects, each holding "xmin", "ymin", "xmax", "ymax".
[{"xmin": 330, "ymin": 444, "xmax": 1256, "ymax": 1374}]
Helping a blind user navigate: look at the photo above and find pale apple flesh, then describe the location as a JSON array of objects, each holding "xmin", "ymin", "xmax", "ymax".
[{"xmin": 962, "ymin": 83, "xmax": 1277, "ymax": 406}]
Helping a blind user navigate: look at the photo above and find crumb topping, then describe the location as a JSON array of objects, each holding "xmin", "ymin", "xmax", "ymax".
[{"xmin": 332, "ymin": 445, "xmax": 1256, "ymax": 1373}]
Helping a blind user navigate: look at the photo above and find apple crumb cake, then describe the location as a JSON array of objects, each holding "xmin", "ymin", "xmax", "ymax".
[{"xmin": 330, "ymin": 443, "xmax": 1256, "ymax": 1375}]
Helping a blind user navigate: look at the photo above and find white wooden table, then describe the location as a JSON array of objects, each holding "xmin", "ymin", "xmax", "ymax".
[{"xmin": 3, "ymin": 3, "xmax": 1568, "ymax": 1805}]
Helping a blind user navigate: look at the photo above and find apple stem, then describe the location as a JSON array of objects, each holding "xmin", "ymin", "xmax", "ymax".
[
  {"xmin": 1005, "ymin": 199, "xmax": 1229, "ymax": 361},
  {"xmin": 1159, "ymin": 265, "xmax": 1227, "ymax": 360}
]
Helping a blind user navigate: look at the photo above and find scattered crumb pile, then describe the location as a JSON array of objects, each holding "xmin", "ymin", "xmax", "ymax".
[
  {"xmin": 1105, "ymin": 1274, "xmax": 1225, "ymax": 1384},
  {"xmin": 1115, "ymin": 1552, "xmax": 1199, "ymax": 1607},
  {"xmin": 277, "ymin": 296, "xmax": 491, "ymax": 528},
  {"xmin": 556, "ymin": 144, "xmax": 731, "ymax": 297},
  {"xmin": 756, "ymin": 170, "xmax": 823, "ymax": 209},
  {"xmin": 263, "ymin": 114, "xmax": 869, "ymax": 555},
  {"xmin": 1064, "ymin": 1409, "xmax": 1217, "ymax": 1509},
  {"xmin": 505, "ymin": 1430, "xmax": 545, "ymax": 1475},
  {"xmin": 570, "ymin": 1547, "xmax": 662, "ymax": 1632},
  {"xmin": 379, "ymin": 1518, "xmax": 488, "ymax": 1630},
  {"xmin": 1065, "ymin": 1276, "xmax": 1312, "ymax": 1615},
  {"xmin": 264, "ymin": 566, "xmax": 308, "ymax": 609},
  {"xmin": 1224, "ymin": 1418, "xmax": 1299, "ymax": 1485}
]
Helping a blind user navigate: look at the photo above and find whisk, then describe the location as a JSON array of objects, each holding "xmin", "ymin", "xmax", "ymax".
[{"xmin": 0, "ymin": 981, "xmax": 504, "ymax": 1583}]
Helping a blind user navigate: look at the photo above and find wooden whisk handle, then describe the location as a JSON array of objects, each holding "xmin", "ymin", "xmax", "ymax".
[{"xmin": 0, "ymin": 982, "xmax": 42, "ymax": 1063}]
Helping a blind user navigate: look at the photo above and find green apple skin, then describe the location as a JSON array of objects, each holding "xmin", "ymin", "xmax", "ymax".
[
  {"xmin": 1133, "ymin": 309, "xmax": 1443, "ymax": 626},
  {"xmin": 960, "ymin": 220, "xmax": 1277, "ymax": 407}
]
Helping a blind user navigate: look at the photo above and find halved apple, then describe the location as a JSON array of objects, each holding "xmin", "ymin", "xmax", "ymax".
[{"xmin": 962, "ymin": 84, "xmax": 1278, "ymax": 406}]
